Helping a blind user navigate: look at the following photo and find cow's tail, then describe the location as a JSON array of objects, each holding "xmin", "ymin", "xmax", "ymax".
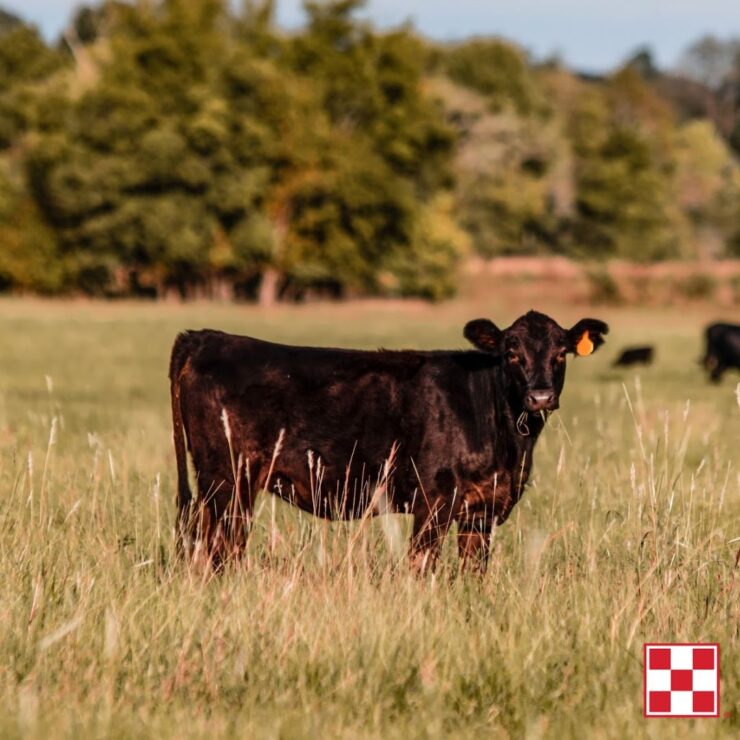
[{"xmin": 170, "ymin": 332, "xmax": 194, "ymax": 523}]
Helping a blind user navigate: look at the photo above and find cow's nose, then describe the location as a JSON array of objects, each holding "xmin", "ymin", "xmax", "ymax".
[{"xmin": 524, "ymin": 389, "xmax": 557, "ymax": 412}]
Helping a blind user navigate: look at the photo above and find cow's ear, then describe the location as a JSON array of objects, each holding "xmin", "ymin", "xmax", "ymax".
[
  {"xmin": 567, "ymin": 318, "xmax": 609, "ymax": 356},
  {"xmin": 464, "ymin": 319, "xmax": 502, "ymax": 352}
]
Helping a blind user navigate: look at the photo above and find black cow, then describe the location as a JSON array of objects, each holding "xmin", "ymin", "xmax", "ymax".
[
  {"xmin": 703, "ymin": 322, "xmax": 740, "ymax": 382},
  {"xmin": 169, "ymin": 310, "xmax": 608, "ymax": 572},
  {"xmin": 612, "ymin": 346, "xmax": 654, "ymax": 367}
]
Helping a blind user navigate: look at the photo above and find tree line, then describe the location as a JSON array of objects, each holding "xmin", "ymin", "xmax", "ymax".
[{"xmin": 0, "ymin": 0, "xmax": 739, "ymax": 302}]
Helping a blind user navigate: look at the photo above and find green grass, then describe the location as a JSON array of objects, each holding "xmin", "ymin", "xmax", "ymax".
[{"xmin": 0, "ymin": 296, "xmax": 738, "ymax": 739}]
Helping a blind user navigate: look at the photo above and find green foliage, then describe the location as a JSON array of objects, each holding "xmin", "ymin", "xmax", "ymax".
[
  {"xmin": 292, "ymin": 3, "xmax": 454, "ymax": 192},
  {"xmin": 0, "ymin": 157, "xmax": 63, "ymax": 292},
  {"xmin": 432, "ymin": 73, "xmax": 564, "ymax": 258},
  {"xmin": 2, "ymin": 0, "xmax": 458, "ymax": 299},
  {"xmin": 0, "ymin": 19, "xmax": 67, "ymax": 148},
  {"xmin": 444, "ymin": 39, "xmax": 546, "ymax": 116},
  {"xmin": 0, "ymin": 2, "xmax": 738, "ymax": 299},
  {"xmin": 0, "ymin": 0, "xmax": 459, "ymax": 295},
  {"xmin": 0, "ymin": 24, "xmax": 63, "ymax": 89},
  {"xmin": 574, "ymin": 128, "xmax": 677, "ymax": 261},
  {"xmin": 381, "ymin": 193, "xmax": 468, "ymax": 299},
  {"xmin": 562, "ymin": 70, "xmax": 684, "ymax": 261}
]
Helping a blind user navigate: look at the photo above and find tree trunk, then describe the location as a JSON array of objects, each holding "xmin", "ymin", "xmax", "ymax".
[
  {"xmin": 259, "ymin": 201, "xmax": 290, "ymax": 307},
  {"xmin": 213, "ymin": 275, "xmax": 234, "ymax": 302},
  {"xmin": 258, "ymin": 267, "xmax": 279, "ymax": 307}
]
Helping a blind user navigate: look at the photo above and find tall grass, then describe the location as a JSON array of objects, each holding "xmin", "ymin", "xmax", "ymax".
[{"xmin": 0, "ymin": 298, "xmax": 737, "ymax": 738}]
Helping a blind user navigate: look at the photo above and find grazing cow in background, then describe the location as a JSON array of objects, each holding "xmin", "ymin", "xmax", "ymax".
[
  {"xmin": 170, "ymin": 310, "xmax": 608, "ymax": 572},
  {"xmin": 612, "ymin": 345, "xmax": 654, "ymax": 368},
  {"xmin": 703, "ymin": 322, "xmax": 740, "ymax": 382}
]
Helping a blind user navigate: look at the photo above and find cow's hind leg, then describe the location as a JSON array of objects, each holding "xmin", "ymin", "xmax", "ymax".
[
  {"xmin": 222, "ymin": 461, "xmax": 259, "ymax": 564},
  {"xmin": 186, "ymin": 461, "xmax": 255, "ymax": 571}
]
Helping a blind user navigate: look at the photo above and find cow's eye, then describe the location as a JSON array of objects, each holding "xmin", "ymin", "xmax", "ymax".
[{"xmin": 506, "ymin": 351, "xmax": 520, "ymax": 364}]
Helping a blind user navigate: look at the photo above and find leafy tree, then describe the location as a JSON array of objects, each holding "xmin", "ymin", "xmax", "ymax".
[
  {"xmin": 444, "ymin": 39, "xmax": 547, "ymax": 116},
  {"xmin": 273, "ymin": 0, "xmax": 458, "ymax": 300},
  {"xmin": 0, "ymin": 14, "xmax": 67, "ymax": 148},
  {"xmin": 18, "ymin": 0, "xmax": 460, "ymax": 300},
  {"xmin": 678, "ymin": 36, "xmax": 739, "ymax": 90},
  {"xmin": 573, "ymin": 128, "xmax": 677, "ymax": 260},
  {"xmin": 0, "ymin": 156, "xmax": 63, "ymax": 292},
  {"xmin": 1, "ymin": 1, "xmax": 739, "ymax": 298},
  {"xmin": 435, "ymin": 56, "xmax": 563, "ymax": 257},
  {"xmin": 624, "ymin": 47, "xmax": 659, "ymax": 81}
]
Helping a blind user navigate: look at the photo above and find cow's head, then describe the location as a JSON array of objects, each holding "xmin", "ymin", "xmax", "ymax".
[{"xmin": 464, "ymin": 310, "xmax": 608, "ymax": 413}]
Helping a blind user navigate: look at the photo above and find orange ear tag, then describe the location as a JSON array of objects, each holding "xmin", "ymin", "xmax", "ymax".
[{"xmin": 576, "ymin": 331, "xmax": 594, "ymax": 356}]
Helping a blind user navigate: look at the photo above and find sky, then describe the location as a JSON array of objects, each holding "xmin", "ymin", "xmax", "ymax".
[{"xmin": 4, "ymin": 0, "xmax": 740, "ymax": 73}]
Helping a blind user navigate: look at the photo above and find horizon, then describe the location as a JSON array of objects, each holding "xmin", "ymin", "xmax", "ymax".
[{"xmin": 3, "ymin": 0, "xmax": 740, "ymax": 74}]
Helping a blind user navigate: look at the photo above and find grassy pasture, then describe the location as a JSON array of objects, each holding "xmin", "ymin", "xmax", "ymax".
[{"xmin": 0, "ymin": 295, "xmax": 738, "ymax": 739}]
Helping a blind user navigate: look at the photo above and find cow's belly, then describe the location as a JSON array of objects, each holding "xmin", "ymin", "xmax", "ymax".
[{"xmin": 262, "ymin": 443, "xmax": 410, "ymax": 521}]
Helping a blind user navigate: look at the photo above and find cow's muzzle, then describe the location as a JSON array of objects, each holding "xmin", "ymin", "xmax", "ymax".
[{"xmin": 524, "ymin": 389, "xmax": 558, "ymax": 412}]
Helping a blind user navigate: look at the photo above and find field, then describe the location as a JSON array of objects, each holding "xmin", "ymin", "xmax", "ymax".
[{"xmin": 0, "ymin": 293, "xmax": 738, "ymax": 739}]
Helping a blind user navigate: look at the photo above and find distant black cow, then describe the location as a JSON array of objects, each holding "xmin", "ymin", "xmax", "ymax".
[
  {"xmin": 170, "ymin": 310, "xmax": 608, "ymax": 572},
  {"xmin": 703, "ymin": 322, "xmax": 740, "ymax": 382},
  {"xmin": 612, "ymin": 346, "xmax": 654, "ymax": 367}
]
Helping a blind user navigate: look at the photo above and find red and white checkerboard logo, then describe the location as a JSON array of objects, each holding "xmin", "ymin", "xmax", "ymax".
[{"xmin": 643, "ymin": 643, "xmax": 720, "ymax": 718}]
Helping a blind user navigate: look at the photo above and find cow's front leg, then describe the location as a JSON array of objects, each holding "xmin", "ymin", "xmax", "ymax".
[
  {"xmin": 457, "ymin": 516, "xmax": 493, "ymax": 573},
  {"xmin": 408, "ymin": 498, "xmax": 455, "ymax": 574}
]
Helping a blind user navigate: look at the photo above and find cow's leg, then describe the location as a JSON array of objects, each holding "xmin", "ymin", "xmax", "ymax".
[
  {"xmin": 188, "ymin": 465, "xmax": 242, "ymax": 571},
  {"xmin": 457, "ymin": 516, "xmax": 493, "ymax": 573},
  {"xmin": 176, "ymin": 499, "xmax": 196, "ymax": 561},
  {"xmin": 709, "ymin": 365, "xmax": 725, "ymax": 383},
  {"xmin": 188, "ymin": 497, "xmax": 216, "ymax": 572},
  {"xmin": 221, "ymin": 463, "xmax": 258, "ymax": 564},
  {"xmin": 408, "ymin": 498, "xmax": 455, "ymax": 574},
  {"xmin": 705, "ymin": 353, "xmax": 725, "ymax": 383},
  {"xmin": 184, "ymin": 442, "xmax": 265, "ymax": 570}
]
